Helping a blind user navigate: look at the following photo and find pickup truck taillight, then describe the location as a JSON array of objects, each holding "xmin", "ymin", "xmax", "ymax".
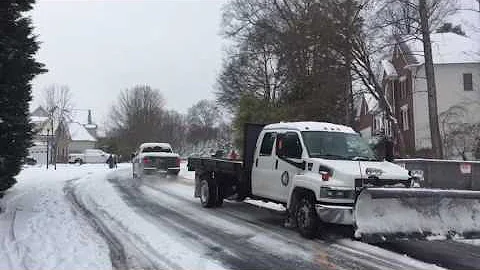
[
  {"xmin": 143, "ymin": 157, "xmax": 151, "ymax": 164},
  {"xmin": 319, "ymin": 165, "xmax": 332, "ymax": 181}
]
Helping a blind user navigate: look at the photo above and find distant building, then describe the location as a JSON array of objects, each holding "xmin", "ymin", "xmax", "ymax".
[
  {"xmin": 29, "ymin": 106, "xmax": 99, "ymax": 163},
  {"xmin": 67, "ymin": 109, "xmax": 98, "ymax": 154},
  {"xmin": 68, "ymin": 122, "xmax": 97, "ymax": 153},
  {"xmin": 29, "ymin": 106, "xmax": 70, "ymax": 164},
  {"xmin": 355, "ymin": 33, "xmax": 480, "ymax": 159}
]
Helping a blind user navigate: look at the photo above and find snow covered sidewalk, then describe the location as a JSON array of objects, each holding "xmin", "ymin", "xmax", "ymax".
[{"xmin": 0, "ymin": 164, "xmax": 112, "ymax": 270}]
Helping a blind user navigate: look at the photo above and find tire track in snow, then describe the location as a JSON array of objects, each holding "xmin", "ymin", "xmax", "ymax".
[{"xmin": 64, "ymin": 181, "xmax": 128, "ymax": 270}]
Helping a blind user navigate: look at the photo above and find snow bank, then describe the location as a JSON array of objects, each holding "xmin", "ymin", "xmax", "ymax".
[
  {"xmin": 355, "ymin": 188, "xmax": 480, "ymax": 239},
  {"xmin": 0, "ymin": 164, "xmax": 112, "ymax": 270}
]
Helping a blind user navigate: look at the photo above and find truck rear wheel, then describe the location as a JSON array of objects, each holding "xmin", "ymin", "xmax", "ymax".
[
  {"xmin": 296, "ymin": 195, "xmax": 319, "ymax": 239},
  {"xmin": 200, "ymin": 179, "xmax": 216, "ymax": 208}
]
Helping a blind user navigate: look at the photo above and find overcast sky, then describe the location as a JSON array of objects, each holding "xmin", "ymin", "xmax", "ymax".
[{"xmin": 30, "ymin": 0, "xmax": 226, "ymax": 125}]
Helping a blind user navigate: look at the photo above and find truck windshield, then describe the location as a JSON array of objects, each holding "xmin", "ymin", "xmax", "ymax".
[{"xmin": 302, "ymin": 131, "xmax": 378, "ymax": 161}]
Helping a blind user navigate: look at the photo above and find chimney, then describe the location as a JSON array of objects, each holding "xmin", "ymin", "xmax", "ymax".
[{"xmin": 88, "ymin": 110, "xmax": 92, "ymax": 124}]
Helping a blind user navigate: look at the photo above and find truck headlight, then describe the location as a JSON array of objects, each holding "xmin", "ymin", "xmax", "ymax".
[{"xmin": 320, "ymin": 187, "xmax": 354, "ymax": 199}]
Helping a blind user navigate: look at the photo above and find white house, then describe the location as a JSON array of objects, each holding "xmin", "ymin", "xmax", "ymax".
[
  {"xmin": 67, "ymin": 109, "xmax": 99, "ymax": 154},
  {"xmin": 404, "ymin": 33, "xmax": 480, "ymax": 158},
  {"xmin": 356, "ymin": 32, "xmax": 480, "ymax": 159}
]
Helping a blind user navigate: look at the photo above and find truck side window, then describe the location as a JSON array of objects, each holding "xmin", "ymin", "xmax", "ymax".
[
  {"xmin": 277, "ymin": 132, "xmax": 302, "ymax": 158},
  {"xmin": 260, "ymin": 132, "xmax": 275, "ymax": 156}
]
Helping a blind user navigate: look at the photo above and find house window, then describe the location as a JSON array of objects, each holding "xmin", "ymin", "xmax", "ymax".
[
  {"xmin": 386, "ymin": 120, "xmax": 392, "ymax": 137},
  {"xmin": 463, "ymin": 73, "xmax": 473, "ymax": 91},
  {"xmin": 401, "ymin": 105, "xmax": 409, "ymax": 131}
]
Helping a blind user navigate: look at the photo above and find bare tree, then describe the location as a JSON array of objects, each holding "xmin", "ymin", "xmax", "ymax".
[
  {"xmin": 418, "ymin": 0, "xmax": 443, "ymax": 158},
  {"xmin": 186, "ymin": 100, "xmax": 221, "ymax": 144},
  {"xmin": 440, "ymin": 102, "xmax": 480, "ymax": 160},
  {"xmin": 43, "ymin": 84, "xmax": 73, "ymax": 124},
  {"xmin": 43, "ymin": 84, "xmax": 74, "ymax": 164},
  {"xmin": 107, "ymin": 85, "xmax": 165, "ymax": 157}
]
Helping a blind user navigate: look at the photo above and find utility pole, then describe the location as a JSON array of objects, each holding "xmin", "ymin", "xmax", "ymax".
[
  {"xmin": 419, "ymin": 0, "xmax": 443, "ymax": 158},
  {"xmin": 46, "ymin": 128, "xmax": 49, "ymax": 169}
]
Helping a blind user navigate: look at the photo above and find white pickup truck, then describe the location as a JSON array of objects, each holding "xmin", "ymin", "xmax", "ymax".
[
  {"xmin": 187, "ymin": 122, "xmax": 480, "ymax": 241},
  {"xmin": 68, "ymin": 149, "xmax": 111, "ymax": 164},
  {"xmin": 132, "ymin": 143, "xmax": 181, "ymax": 178}
]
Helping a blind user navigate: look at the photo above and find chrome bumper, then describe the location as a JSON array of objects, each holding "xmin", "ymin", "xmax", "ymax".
[{"xmin": 315, "ymin": 203, "xmax": 354, "ymax": 225}]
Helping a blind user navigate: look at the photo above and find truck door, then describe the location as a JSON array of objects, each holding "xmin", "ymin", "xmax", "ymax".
[
  {"xmin": 251, "ymin": 132, "xmax": 277, "ymax": 199},
  {"xmin": 273, "ymin": 132, "xmax": 305, "ymax": 202}
]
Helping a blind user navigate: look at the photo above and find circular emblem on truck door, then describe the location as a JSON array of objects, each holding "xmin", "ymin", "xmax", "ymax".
[{"xmin": 281, "ymin": 171, "xmax": 289, "ymax": 186}]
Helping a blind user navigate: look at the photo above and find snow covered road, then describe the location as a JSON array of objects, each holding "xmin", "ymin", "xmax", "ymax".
[
  {"xmin": 1, "ymin": 163, "xmax": 480, "ymax": 269},
  {"xmin": 70, "ymin": 165, "xmax": 445, "ymax": 270}
]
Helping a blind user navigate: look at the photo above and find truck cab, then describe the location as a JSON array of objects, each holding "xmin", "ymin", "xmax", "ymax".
[{"xmin": 251, "ymin": 122, "xmax": 411, "ymax": 237}]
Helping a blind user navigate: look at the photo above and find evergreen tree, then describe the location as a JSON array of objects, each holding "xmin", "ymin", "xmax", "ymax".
[{"xmin": 0, "ymin": 0, "xmax": 46, "ymax": 193}]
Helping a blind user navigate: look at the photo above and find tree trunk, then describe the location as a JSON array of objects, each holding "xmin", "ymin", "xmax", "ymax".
[{"xmin": 419, "ymin": 0, "xmax": 444, "ymax": 158}]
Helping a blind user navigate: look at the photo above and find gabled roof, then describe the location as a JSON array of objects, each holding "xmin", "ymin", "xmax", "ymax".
[
  {"xmin": 399, "ymin": 33, "xmax": 480, "ymax": 65},
  {"xmin": 31, "ymin": 106, "xmax": 48, "ymax": 117},
  {"xmin": 68, "ymin": 122, "xmax": 97, "ymax": 142}
]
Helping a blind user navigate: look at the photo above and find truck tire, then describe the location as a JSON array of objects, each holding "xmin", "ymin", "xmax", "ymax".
[
  {"xmin": 296, "ymin": 195, "xmax": 319, "ymax": 239},
  {"xmin": 200, "ymin": 178, "xmax": 217, "ymax": 208}
]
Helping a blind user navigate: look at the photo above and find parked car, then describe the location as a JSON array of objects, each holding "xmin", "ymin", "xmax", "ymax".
[
  {"xmin": 68, "ymin": 149, "xmax": 111, "ymax": 164},
  {"xmin": 132, "ymin": 142, "xmax": 180, "ymax": 178}
]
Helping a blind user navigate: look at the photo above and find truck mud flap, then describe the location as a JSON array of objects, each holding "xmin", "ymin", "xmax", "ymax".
[{"xmin": 354, "ymin": 188, "xmax": 480, "ymax": 242}]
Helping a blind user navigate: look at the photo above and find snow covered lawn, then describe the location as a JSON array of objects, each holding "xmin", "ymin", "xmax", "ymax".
[{"xmin": 0, "ymin": 164, "xmax": 113, "ymax": 270}]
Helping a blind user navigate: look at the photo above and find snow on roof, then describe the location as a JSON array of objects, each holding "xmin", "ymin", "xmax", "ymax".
[
  {"xmin": 139, "ymin": 142, "xmax": 172, "ymax": 149},
  {"xmin": 68, "ymin": 122, "xmax": 97, "ymax": 142},
  {"xmin": 264, "ymin": 122, "xmax": 356, "ymax": 133},
  {"xmin": 381, "ymin": 59, "xmax": 398, "ymax": 77},
  {"xmin": 30, "ymin": 116, "xmax": 49, "ymax": 124},
  {"xmin": 84, "ymin": 124, "xmax": 97, "ymax": 129},
  {"xmin": 402, "ymin": 33, "xmax": 480, "ymax": 65}
]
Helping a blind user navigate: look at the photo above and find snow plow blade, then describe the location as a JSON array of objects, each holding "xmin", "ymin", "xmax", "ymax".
[{"xmin": 354, "ymin": 188, "xmax": 480, "ymax": 243}]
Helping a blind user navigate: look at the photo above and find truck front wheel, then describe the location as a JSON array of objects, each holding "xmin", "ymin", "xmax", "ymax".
[
  {"xmin": 200, "ymin": 179, "xmax": 216, "ymax": 208},
  {"xmin": 296, "ymin": 195, "xmax": 319, "ymax": 239}
]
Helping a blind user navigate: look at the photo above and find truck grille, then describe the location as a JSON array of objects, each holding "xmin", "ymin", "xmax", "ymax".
[{"xmin": 355, "ymin": 178, "xmax": 412, "ymax": 191}]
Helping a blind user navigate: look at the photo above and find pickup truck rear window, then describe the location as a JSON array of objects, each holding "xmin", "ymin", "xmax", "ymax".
[{"xmin": 142, "ymin": 146, "xmax": 172, "ymax": 153}]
